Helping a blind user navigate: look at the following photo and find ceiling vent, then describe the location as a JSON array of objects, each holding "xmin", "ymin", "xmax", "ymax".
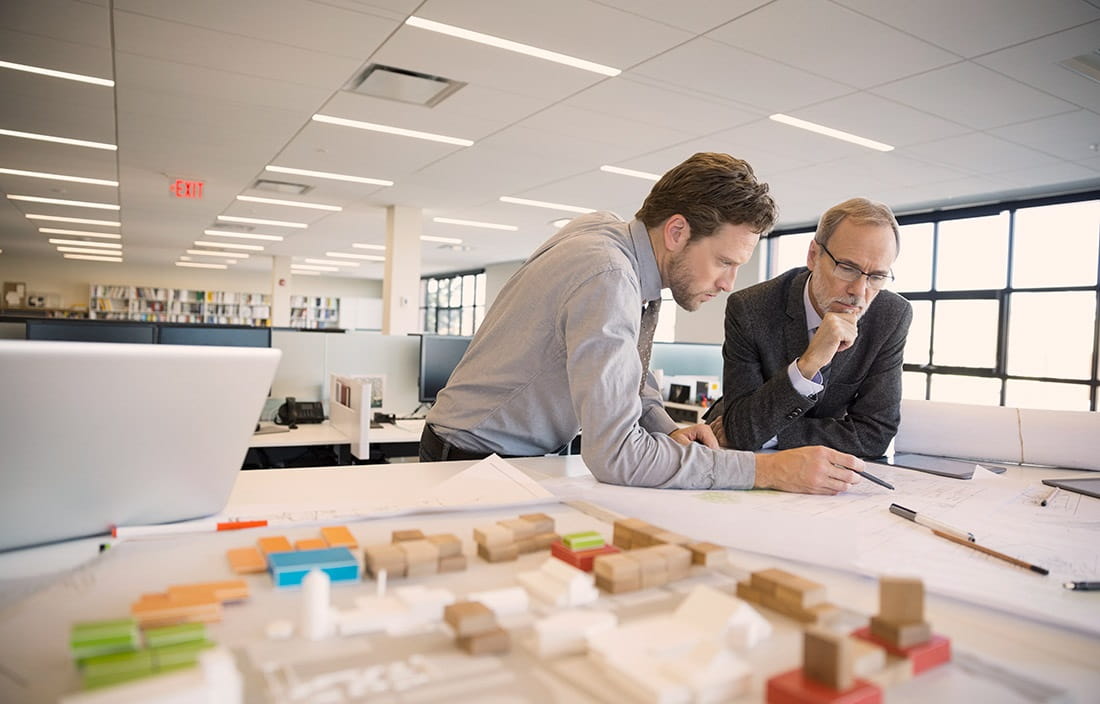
[
  {"xmin": 347, "ymin": 64, "xmax": 465, "ymax": 107},
  {"xmin": 252, "ymin": 179, "xmax": 312, "ymax": 195},
  {"xmin": 1058, "ymin": 50, "xmax": 1100, "ymax": 84}
]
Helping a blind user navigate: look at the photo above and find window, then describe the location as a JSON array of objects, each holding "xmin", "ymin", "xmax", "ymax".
[
  {"xmin": 767, "ymin": 192, "xmax": 1100, "ymax": 411},
  {"xmin": 420, "ymin": 270, "xmax": 486, "ymax": 335}
]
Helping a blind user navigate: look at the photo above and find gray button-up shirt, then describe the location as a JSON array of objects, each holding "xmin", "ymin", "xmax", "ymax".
[{"xmin": 427, "ymin": 212, "xmax": 755, "ymax": 489}]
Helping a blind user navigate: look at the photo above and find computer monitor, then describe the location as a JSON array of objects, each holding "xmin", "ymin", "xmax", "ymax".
[
  {"xmin": 25, "ymin": 318, "xmax": 156, "ymax": 344},
  {"xmin": 158, "ymin": 324, "xmax": 271, "ymax": 348},
  {"xmin": 417, "ymin": 334, "xmax": 472, "ymax": 403}
]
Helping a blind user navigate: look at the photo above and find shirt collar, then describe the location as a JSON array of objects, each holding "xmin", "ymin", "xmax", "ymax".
[
  {"xmin": 803, "ymin": 275, "xmax": 822, "ymax": 332},
  {"xmin": 629, "ymin": 219, "xmax": 663, "ymax": 304}
]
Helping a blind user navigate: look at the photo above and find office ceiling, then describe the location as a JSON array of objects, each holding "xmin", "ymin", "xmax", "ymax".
[{"xmin": 1, "ymin": 0, "xmax": 1098, "ymax": 280}]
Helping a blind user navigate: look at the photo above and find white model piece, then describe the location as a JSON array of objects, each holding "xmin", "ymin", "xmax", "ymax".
[
  {"xmin": 674, "ymin": 584, "xmax": 772, "ymax": 649},
  {"xmin": 301, "ymin": 569, "xmax": 332, "ymax": 641},
  {"xmin": 465, "ymin": 586, "xmax": 530, "ymax": 617},
  {"xmin": 517, "ymin": 558, "xmax": 599, "ymax": 607},
  {"xmin": 531, "ymin": 608, "xmax": 618, "ymax": 657}
]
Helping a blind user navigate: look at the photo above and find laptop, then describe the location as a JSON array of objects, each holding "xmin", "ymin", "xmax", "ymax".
[{"xmin": 0, "ymin": 340, "xmax": 282, "ymax": 551}]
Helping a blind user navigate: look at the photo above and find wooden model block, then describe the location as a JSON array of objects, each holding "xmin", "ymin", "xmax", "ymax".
[
  {"xmin": 688, "ymin": 541, "xmax": 727, "ymax": 566},
  {"xmin": 865, "ymin": 654, "xmax": 912, "ymax": 689},
  {"xmin": 130, "ymin": 593, "xmax": 221, "ymax": 628},
  {"xmin": 803, "ymin": 627, "xmax": 854, "ymax": 691},
  {"xmin": 594, "ymin": 553, "xmax": 641, "ymax": 580},
  {"xmin": 519, "ymin": 512, "xmax": 554, "ymax": 533},
  {"xmin": 751, "ymin": 568, "xmax": 826, "ymax": 608},
  {"xmin": 473, "ymin": 524, "xmax": 514, "ymax": 548},
  {"xmin": 650, "ymin": 530, "xmax": 691, "ymax": 545},
  {"xmin": 321, "ymin": 525, "xmax": 357, "ymax": 548},
  {"xmin": 399, "ymin": 539, "xmax": 441, "ymax": 577},
  {"xmin": 443, "ymin": 601, "xmax": 497, "ymax": 637},
  {"xmin": 167, "ymin": 580, "xmax": 249, "ymax": 603},
  {"xmin": 226, "ymin": 547, "xmax": 267, "ymax": 574},
  {"xmin": 869, "ymin": 616, "xmax": 931, "ymax": 649},
  {"xmin": 850, "ymin": 638, "xmax": 886, "ymax": 679},
  {"xmin": 851, "ymin": 627, "xmax": 951, "ymax": 675},
  {"xmin": 532, "ymin": 532, "xmax": 558, "ymax": 550},
  {"xmin": 363, "ymin": 543, "xmax": 407, "ymax": 578},
  {"xmin": 878, "ymin": 577, "xmax": 924, "ymax": 624},
  {"xmin": 392, "ymin": 529, "xmax": 426, "ymax": 543},
  {"xmin": 457, "ymin": 626, "xmax": 510, "ymax": 655},
  {"xmin": 612, "ymin": 518, "xmax": 652, "ymax": 549},
  {"xmin": 516, "ymin": 536, "xmax": 539, "ymax": 554},
  {"xmin": 653, "ymin": 544, "xmax": 692, "ymax": 579},
  {"xmin": 438, "ymin": 554, "xmax": 468, "ymax": 572},
  {"xmin": 498, "ymin": 518, "xmax": 536, "ymax": 540},
  {"xmin": 294, "ymin": 538, "xmax": 328, "ymax": 551},
  {"xmin": 595, "ymin": 574, "xmax": 642, "ymax": 593},
  {"xmin": 427, "ymin": 533, "xmax": 463, "ymax": 558},
  {"xmin": 738, "ymin": 579, "xmax": 838, "ymax": 625},
  {"xmin": 477, "ymin": 542, "xmax": 519, "ymax": 563},
  {"xmin": 257, "ymin": 536, "xmax": 293, "ymax": 555},
  {"xmin": 766, "ymin": 668, "xmax": 882, "ymax": 704}
]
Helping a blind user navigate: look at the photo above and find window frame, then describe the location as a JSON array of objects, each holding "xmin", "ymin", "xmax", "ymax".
[{"xmin": 419, "ymin": 269, "xmax": 487, "ymax": 336}]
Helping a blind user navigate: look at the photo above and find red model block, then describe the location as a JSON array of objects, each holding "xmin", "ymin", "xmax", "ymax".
[
  {"xmin": 549, "ymin": 540, "xmax": 621, "ymax": 572},
  {"xmin": 851, "ymin": 627, "xmax": 951, "ymax": 675},
  {"xmin": 766, "ymin": 668, "xmax": 882, "ymax": 704}
]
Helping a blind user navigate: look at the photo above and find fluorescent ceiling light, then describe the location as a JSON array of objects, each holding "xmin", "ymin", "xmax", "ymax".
[
  {"xmin": 421, "ymin": 235, "xmax": 463, "ymax": 244},
  {"xmin": 8, "ymin": 194, "xmax": 119, "ymax": 210},
  {"xmin": 768, "ymin": 114, "xmax": 894, "ymax": 152},
  {"xmin": 39, "ymin": 227, "xmax": 121, "ymax": 239},
  {"xmin": 326, "ymin": 251, "xmax": 385, "ymax": 261},
  {"xmin": 266, "ymin": 165, "xmax": 393, "ymax": 187},
  {"xmin": 177, "ymin": 261, "xmax": 226, "ymax": 270},
  {"xmin": 305, "ymin": 258, "xmax": 359, "ymax": 267},
  {"xmin": 433, "ymin": 217, "xmax": 517, "ymax": 231},
  {"xmin": 600, "ymin": 165, "xmax": 660, "ymax": 181},
  {"xmin": 0, "ymin": 128, "xmax": 116, "ymax": 151},
  {"xmin": 405, "ymin": 16, "xmax": 620, "ymax": 77},
  {"xmin": 236, "ymin": 195, "xmax": 342, "ymax": 212},
  {"xmin": 27, "ymin": 214, "xmax": 120, "ymax": 226},
  {"xmin": 0, "ymin": 60, "xmax": 114, "ymax": 87},
  {"xmin": 193, "ymin": 240, "xmax": 264, "ymax": 251},
  {"xmin": 292, "ymin": 264, "xmax": 339, "ymax": 272},
  {"xmin": 217, "ymin": 215, "xmax": 307, "ymax": 229},
  {"xmin": 352, "ymin": 243, "xmax": 386, "ymax": 251},
  {"xmin": 292, "ymin": 269, "xmax": 320, "ymax": 276},
  {"xmin": 56, "ymin": 246, "xmax": 124, "ymax": 255},
  {"xmin": 203, "ymin": 229, "xmax": 283, "ymax": 242},
  {"xmin": 499, "ymin": 196, "xmax": 595, "ymax": 214},
  {"xmin": 0, "ymin": 167, "xmax": 117, "ymax": 186},
  {"xmin": 48, "ymin": 238, "xmax": 121, "ymax": 249},
  {"xmin": 551, "ymin": 218, "xmax": 572, "ymax": 228},
  {"xmin": 64, "ymin": 253, "xmax": 122, "ymax": 262},
  {"xmin": 187, "ymin": 249, "xmax": 249, "ymax": 259},
  {"xmin": 312, "ymin": 114, "xmax": 473, "ymax": 147}
]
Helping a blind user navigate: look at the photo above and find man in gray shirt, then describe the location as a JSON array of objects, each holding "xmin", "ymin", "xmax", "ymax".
[{"xmin": 422, "ymin": 153, "xmax": 869, "ymax": 494}]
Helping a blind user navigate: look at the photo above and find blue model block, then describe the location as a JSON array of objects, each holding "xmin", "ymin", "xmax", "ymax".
[{"xmin": 267, "ymin": 547, "xmax": 360, "ymax": 588}]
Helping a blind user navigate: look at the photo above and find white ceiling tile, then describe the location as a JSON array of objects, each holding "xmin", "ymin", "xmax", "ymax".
[
  {"xmin": 707, "ymin": 0, "xmax": 957, "ymax": 88},
  {"xmin": 518, "ymin": 104, "xmax": 692, "ymax": 153},
  {"xmin": 590, "ymin": 0, "xmax": 771, "ymax": 33},
  {"xmin": 564, "ymin": 77, "xmax": 762, "ymax": 135},
  {"xmin": 639, "ymin": 133, "xmax": 815, "ymax": 182},
  {"xmin": 316, "ymin": 90, "xmax": 520, "ymax": 141},
  {"xmin": 633, "ymin": 37, "xmax": 852, "ymax": 113},
  {"xmin": 977, "ymin": 21, "xmax": 1100, "ymax": 114},
  {"xmin": 0, "ymin": 71, "xmax": 116, "ymax": 142},
  {"xmin": 991, "ymin": 110, "xmax": 1100, "ymax": 161},
  {"xmin": 872, "ymin": 62, "xmax": 1079, "ymax": 129},
  {"xmin": 901, "ymin": 133, "xmax": 1063, "ymax": 175},
  {"xmin": 788, "ymin": 92, "xmax": 971, "ymax": 148},
  {"xmin": 415, "ymin": 0, "xmax": 691, "ymax": 68},
  {"xmin": 991, "ymin": 161, "xmax": 1100, "ymax": 190},
  {"xmin": 0, "ymin": 0, "xmax": 113, "ymax": 74},
  {"xmin": 834, "ymin": 0, "xmax": 1100, "ymax": 57}
]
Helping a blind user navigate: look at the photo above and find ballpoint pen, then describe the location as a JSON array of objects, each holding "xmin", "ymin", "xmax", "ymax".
[
  {"xmin": 889, "ymin": 503, "xmax": 974, "ymax": 542},
  {"xmin": 1039, "ymin": 487, "xmax": 1059, "ymax": 507}
]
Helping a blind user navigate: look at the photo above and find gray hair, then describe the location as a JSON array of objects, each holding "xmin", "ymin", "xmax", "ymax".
[{"xmin": 815, "ymin": 197, "xmax": 900, "ymax": 253}]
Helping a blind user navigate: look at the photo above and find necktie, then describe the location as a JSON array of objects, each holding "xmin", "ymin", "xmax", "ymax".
[{"xmin": 637, "ymin": 298, "xmax": 661, "ymax": 393}]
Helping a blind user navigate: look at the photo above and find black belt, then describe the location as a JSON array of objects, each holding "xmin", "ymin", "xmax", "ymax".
[{"xmin": 421, "ymin": 423, "xmax": 504, "ymax": 461}]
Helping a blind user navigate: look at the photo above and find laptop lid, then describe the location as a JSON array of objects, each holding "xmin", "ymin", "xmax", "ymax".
[{"xmin": 0, "ymin": 340, "xmax": 282, "ymax": 551}]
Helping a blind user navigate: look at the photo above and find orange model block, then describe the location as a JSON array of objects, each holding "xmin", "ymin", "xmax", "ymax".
[
  {"xmin": 227, "ymin": 547, "xmax": 266, "ymax": 574},
  {"xmin": 295, "ymin": 538, "xmax": 328, "ymax": 551},
  {"xmin": 321, "ymin": 525, "xmax": 358, "ymax": 548},
  {"xmin": 168, "ymin": 580, "xmax": 249, "ymax": 603},
  {"xmin": 257, "ymin": 536, "xmax": 293, "ymax": 555},
  {"xmin": 131, "ymin": 593, "xmax": 221, "ymax": 628}
]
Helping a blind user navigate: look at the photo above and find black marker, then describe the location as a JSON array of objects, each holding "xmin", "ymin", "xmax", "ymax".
[{"xmin": 1063, "ymin": 581, "xmax": 1100, "ymax": 591}]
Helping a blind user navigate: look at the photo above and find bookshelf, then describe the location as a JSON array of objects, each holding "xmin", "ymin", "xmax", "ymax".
[
  {"xmin": 89, "ymin": 285, "xmax": 271, "ymax": 326},
  {"xmin": 289, "ymin": 295, "xmax": 341, "ymax": 329}
]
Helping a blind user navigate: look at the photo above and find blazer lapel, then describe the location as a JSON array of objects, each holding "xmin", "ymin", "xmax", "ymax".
[{"xmin": 784, "ymin": 270, "xmax": 810, "ymax": 364}]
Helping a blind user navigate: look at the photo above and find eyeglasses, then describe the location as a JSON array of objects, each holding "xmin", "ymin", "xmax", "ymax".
[{"xmin": 814, "ymin": 239, "xmax": 893, "ymax": 290}]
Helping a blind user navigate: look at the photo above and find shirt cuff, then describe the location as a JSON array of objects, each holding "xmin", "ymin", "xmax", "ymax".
[{"xmin": 788, "ymin": 359, "xmax": 824, "ymax": 398}]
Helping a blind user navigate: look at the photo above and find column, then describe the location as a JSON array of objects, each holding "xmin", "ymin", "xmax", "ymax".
[
  {"xmin": 383, "ymin": 205, "xmax": 421, "ymax": 335},
  {"xmin": 271, "ymin": 255, "xmax": 292, "ymax": 327}
]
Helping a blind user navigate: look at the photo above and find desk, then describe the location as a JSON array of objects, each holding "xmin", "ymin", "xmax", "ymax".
[
  {"xmin": 0, "ymin": 457, "xmax": 1096, "ymax": 703},
  {"xmin": 247, "ymin": 419, "xmax": 424, "ymax": 466}
]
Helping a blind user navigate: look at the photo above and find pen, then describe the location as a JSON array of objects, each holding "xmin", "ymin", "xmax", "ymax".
[
  {"xmin": 889, "ymin": 503, "xmax": 975, "ymax": 542},
  {"xmin": 1039, "ymin": 487, "xmax": 1059, "ymax": 507},
  {"xmin": 112, "ymin": 519, "xmax": 269, "ymax": 539},
  {"xmin": 931, "ymin": 529, "xmax": 1049, "ymax": 576},
  {"xmin": 833, "ymin": 463, "xmax": 894, "ymax": 490},
  {"xmin": 1063, "ymin": 581, "xmax": 1100, "ymax": 591}
]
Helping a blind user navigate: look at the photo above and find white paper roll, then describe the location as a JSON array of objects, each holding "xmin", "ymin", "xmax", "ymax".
[{"xmin": 1019, "ymin": 407, "xmax": 1100, "ymax": 471}]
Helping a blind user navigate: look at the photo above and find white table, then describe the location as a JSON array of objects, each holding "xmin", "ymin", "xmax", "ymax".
[{"xmin": 248, "ymin": 419, "xmax": 425, "ymax": 464}]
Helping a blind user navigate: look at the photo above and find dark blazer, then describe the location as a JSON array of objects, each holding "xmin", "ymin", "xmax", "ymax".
[{"xmin": 716, "ymin": 267, "xmax": 912, "ymax": 458}]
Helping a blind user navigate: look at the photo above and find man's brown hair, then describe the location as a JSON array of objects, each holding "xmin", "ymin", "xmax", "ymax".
[{"xmin": 636, "ymin": 152, "xmax": 777, "ymax": 239}]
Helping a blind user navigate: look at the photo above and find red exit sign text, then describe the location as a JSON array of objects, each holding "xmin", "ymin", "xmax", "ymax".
[{"xmin": 171, "ymin": 179, "xmax": 204, "ymax": 199}]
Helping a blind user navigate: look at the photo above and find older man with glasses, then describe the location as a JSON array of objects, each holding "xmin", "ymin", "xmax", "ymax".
[{"xmin": 705, "ymin": 197, "xmax": 912, "ymax": 467}]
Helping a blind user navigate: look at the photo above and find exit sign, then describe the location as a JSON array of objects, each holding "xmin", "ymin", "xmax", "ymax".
[{"xmin": 171, "ymin": 178, "xmax": 204, "ymax": 199}]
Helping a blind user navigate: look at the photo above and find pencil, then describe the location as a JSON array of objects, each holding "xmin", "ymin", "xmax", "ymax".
[
  {"xmin": 854, "ymin": 469, "xmax": 895, "ymax": 490},
  {"xmin": 931, "ymin": 529, "xmax": 1049, "ymax": 575}
]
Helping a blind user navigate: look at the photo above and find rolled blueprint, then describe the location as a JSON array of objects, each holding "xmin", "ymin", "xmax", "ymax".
[{"xmin": 1018, "ymin": 407, "xmax": 1100, "ymax": 471}]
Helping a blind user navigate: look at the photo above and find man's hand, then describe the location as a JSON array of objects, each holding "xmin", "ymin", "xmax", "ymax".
[
  {"xmin": 707, "ymin": 414, "xmax": 729, "ymax": 448},
  {"xmin": 754, "ymin": 445, "xmax": 864, "ymax": 494},
  {"xmin": 670, "ymin": 423, "xmax": 720, "ymax": 449},
  {"xmin": 797, "ymin": 311, "xmax": 859, "ymax": 379}
]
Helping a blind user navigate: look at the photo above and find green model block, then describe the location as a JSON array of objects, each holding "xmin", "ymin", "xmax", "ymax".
[
  {"xmin": 143, "ymin": 622, "xmax": 206, "ymax": 649},
  {"xmin": 562, "ymin": 531, "xmax": 605, "ymax": 550},
  {"xmin": 150, "ymin": 639, "xmax": 215, "ymax": 671},
  {"xmin": 70, "ymin": 618, "xmax": 139, "ymax": 661},
  {"xmin": 81, "ymin": 650, "xmax": 154, "ymax": 689}
]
